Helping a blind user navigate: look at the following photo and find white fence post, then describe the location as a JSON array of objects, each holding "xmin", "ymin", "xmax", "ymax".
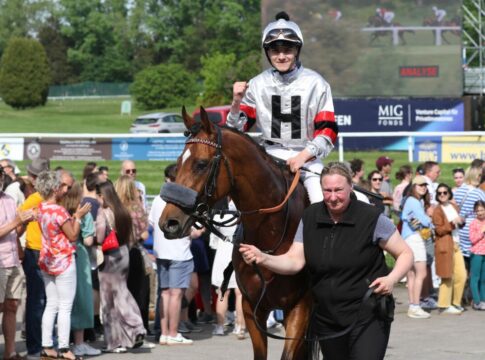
[
  {"xmin": 339, "ymin": 136, "xmax": 344, "ymax": 162},
  {"xmin": 408, "ymin": 136, "xmax": 414, "ymax": 162}
]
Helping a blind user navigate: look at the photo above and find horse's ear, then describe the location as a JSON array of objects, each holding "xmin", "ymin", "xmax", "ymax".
[
  {"xmin": 199, "ymin": 106, "xmax": 216, "ymax": 135},
  {"xmin": 182, "ymin": 106, "xmax": 195, "ymax": 129}
]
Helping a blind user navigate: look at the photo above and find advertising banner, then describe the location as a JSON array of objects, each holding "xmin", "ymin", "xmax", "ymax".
[
  {"xmin": 414, "ymin": 136, "xmax": 485, "ymax": 163},
  {"xmin": 111, "ymin": 137, "xmax": 186, "ymax": 161},
  {"xmin": 23, "ymin": 138, "xmax": 112, "ymax": 161},
  {"xmin": 261, "ymin": 0, "xmax": 463, "ymax": 97},
  {"xmin": 0, "ymin": 138, "xmax": 24, "ymax": 161},
  {"xmin": 335, "ymin": 98, "xmax": 464, "ymax": 150}
]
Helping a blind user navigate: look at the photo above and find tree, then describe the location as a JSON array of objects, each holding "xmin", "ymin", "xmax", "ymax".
[
  {"xmin": 0, "ymin": 37, "xmax": 51, "ymax": 108},
  {"xmin": 130, "ymin": 63, "xmax": 199, "ymax": 110}
]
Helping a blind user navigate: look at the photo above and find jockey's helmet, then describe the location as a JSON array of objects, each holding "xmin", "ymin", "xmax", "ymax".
[{"xmin": 262, "ymin": 12, "xmax": 303, "ymax": 51}]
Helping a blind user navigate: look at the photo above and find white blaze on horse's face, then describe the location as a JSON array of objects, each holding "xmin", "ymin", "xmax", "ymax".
[{"xmin": 181, "ymin": 148, "xmax": 191, "ymax": 166}]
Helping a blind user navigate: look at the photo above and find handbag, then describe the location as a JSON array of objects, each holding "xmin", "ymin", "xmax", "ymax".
[
  {"xmin": 418, "ymin": 227, "xmax": 433, "ymax": 241},
  {"xmin": 101, "ymin": 211, "xmax": 120, "ymax": 253}
]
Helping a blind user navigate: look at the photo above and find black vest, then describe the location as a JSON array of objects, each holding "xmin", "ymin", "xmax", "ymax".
[{"xmin": 303, "ymin": 195, "xmax": 389, "ymax": 333}]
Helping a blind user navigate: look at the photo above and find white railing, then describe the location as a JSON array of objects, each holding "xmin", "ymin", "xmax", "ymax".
[
  {"xmin": 361, "ymin": 26, "xmax": 461, "ymax": 45},
  {"xmin": 337, "ymin": 131, "xmax": 485, "ymax": 163}
]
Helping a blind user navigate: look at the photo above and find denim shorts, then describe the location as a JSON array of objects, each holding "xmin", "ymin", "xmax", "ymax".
[{"xmin": 156, "ymin": 258, "xmax": 193, "ymax": 289}]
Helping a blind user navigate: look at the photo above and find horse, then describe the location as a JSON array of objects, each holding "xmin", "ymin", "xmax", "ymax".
[
  {"xmin": 367, "ymin": 15, "xmax": 414, "ymax": 45},
  {"xmin": 423, "ymin": 16, "xmax": 461, "ymax": 44},
  {"xmin": 159, "ymin": 107, "xmax": 313, "ymax": 360}
]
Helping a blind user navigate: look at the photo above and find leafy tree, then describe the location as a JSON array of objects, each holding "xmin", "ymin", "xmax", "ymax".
[
  {"xmin": 131, "ymin": 63, "xmax": 199, "ymax": 109},
  {"xmin": 38, "ymin": 16, "xmax": 72, "ymax": 85},
  {"xmin": 0, "ymin": 37, "xmax": 51, "ymax": 108}
]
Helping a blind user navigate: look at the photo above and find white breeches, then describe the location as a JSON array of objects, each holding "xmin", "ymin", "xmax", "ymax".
[{"xmin": 266, "ymin": 147, "xmax": 324, "ymax": 204}]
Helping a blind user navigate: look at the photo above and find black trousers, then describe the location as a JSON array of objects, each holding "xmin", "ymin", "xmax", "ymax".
[
  {"xmin": 319, "ymin": 318, "xmax": 391, "ymax": 360},
  {"xmin": 127, "ymin": 246, "xmax": 150, "ymax": 331}
]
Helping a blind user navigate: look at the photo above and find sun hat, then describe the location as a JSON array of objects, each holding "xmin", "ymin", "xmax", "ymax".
[{"xmin": 26, "ymin": 158, "xmax": 50, "ymax": 176}]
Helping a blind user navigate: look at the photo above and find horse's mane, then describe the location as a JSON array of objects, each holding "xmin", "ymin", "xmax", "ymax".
[{"xmin": 219, "ymin": 125, "xmax": 290, "ymax": 172}]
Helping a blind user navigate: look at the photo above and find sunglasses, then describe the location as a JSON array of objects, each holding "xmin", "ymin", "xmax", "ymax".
[
  {"xmin": 125, "ymin": 169, "xmax": 137, "ymax": 174},
  {"xmin": 437, "ymin": 191, "xmax": 449, "ymax": 196},
  {"xmin": 371, "ymin": 178, "xmax": 383, "ymax": 182}
]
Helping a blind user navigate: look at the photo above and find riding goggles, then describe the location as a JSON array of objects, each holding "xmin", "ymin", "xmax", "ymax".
[{"xmin": 263, "ymin": 29, "xmax": 302, "ymax": 47}]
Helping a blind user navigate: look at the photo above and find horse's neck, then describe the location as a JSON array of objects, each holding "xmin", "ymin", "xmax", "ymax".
[{"xmin": 227, "ymin": 138, "xmax": 288, "ymax": 212}]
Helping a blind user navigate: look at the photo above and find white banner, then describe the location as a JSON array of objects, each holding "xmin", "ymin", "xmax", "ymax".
[{"xmin": 0, "ymin": 138, "xmax": 24, "ymax": 161}]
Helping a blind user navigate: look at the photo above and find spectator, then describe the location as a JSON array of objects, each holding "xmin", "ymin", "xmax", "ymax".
[
  {"xmin": 432, "ymin": 183, "xmax": 466, "ymax": 315},
  {"xmin": 82, "ymin": 162, "xmax": 98, "ymax": 180},
  {"xmin": 471, "ymin": 159, "xmax": 485, "ymax": 169},
  {"xmin": 121, "ymin": 160, "xmax": 146, "ymax": 209},
  {"xmin": 97, "ymin": 166, "xmax": 109, "ymax": 183},
  {"xmin": 0, "ymin": 169, "xmax": 34, "ymax": 360},
  {"xmin": 423, "ymin": 161, "xmax": 441, "ymax": 207},
  {"xmin": 452, "ymin": 167, "xmax": 465, "ymax": 193},
  {"xmin": 59, "ymin": 183, "xmax": 101, "ymax": 357},
  {"xmin": 210, "ymin": 198, "xmax": 246, "ymax": 339},
  {"xmin": 349, "ymin": 158, "xmax": 365, "ymax": 186},
  {"xmin": 469, "ymin": 200, "xmax": 485, "ymax": 310},
  {"xmin": 401, "ymin": 175, "xmax": 433, "ymax": 319},
  {"xmin": 367, "ymin": 170, "xmax": 385, "ymax": 214},
  {"xmin": 95, "ymin": 181, "xmax": 146, "ymax": 352},
  {"xmin": 81, "ymin": 172, "xmax": 102, "ymax": 341},
  {"xmin": 20, "ymin": 158, "xmax": 50, "ymax": 358},
  {"xmin": 148, "ymin": 164, "xmax": 196, "ymax": 345},
  {"xmin": 454, "ymin": 166, "xmax": 484, "ymax": 268},
  {"xmin": 0, "ymin": 159, "xmax": 19, "ymax": 182},
  {"xmin": 393, "ymin": 165, "xmax": 412, "ymax": 217},
  {"xmin": 376, "ymin": 156, "xmax": 394, "ymax": 217},
  {"xmin": 114, "ymin": 175, "xmax": 152, "ymax": 337},
  {"xmin": 36, "ymin": 170, "xmax": 91, "ymax": 360}
]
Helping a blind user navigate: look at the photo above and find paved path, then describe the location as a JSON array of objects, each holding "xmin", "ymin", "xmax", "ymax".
[{"xmin": 2, "ymin": 285, "xmax": 484, "ymax": 359}]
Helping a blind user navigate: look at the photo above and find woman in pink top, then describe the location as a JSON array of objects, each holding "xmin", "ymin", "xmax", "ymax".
[
  {"xmin": 469, "ymin": 200, "xmax": 485, "ymax": 311},
  {"xmin": 36, "ymin": 171, "xmax": 90, "ymax": 360}
]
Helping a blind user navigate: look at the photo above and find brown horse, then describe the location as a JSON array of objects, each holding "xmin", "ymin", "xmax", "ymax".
[
  {"xmin": 423, "ymin": 16, "xmax": 461, "ymax": 44},
  {"xmin": 367, "ymin": 15, "xmax": 414, "ymax": 45},
  {"xmin": 159, "ymin": 108, "xmax": 312, "ymax": 360}
]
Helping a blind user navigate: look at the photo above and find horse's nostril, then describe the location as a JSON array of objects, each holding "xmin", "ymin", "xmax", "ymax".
[{"xmin": 164, "ymin": 219, "xmax": 180, "ymax": 234}]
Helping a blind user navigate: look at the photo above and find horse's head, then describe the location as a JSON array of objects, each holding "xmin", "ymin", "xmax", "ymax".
[{"xmin": 159, "ymin": 106, "xmax": 232, "ymax": 239}]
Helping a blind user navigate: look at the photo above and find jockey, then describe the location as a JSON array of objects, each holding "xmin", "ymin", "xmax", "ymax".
[
  {"xmin": 227, "ymin": 11, "xmax": 338, "ymax": 204},
  {"xmin": 376, "ymin": 7, "xmax": 395, "ymax": 25},
  {"xmin": 432, "ymin": 6, "xmax": 446, "ymax": 24},
  {"xmin": 328, "ymin": 9, "xmax": 342, "ymax": 21}
]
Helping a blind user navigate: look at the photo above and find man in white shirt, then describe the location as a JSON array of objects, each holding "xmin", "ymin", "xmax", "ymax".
[{"xmin": 148, "ymin": 164, "xmax": 199, "ymax": 346}]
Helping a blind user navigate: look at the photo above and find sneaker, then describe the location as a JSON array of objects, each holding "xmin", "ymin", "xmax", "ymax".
[
  {"xmin": 159, "ymin": 335, "xmax": 168, "ymax": 345},
  {"xmin": 73, "ymin": 343, "xmax": 102, "ymax": 356},
  {"xmin": 232, "ymin": 324, "xmax": 241, "ymax": 335},
  {"xmin": 101, "ymin": 346, "xmax": 127, "ymax": 353},
  {"xmin": 177, "ymin": 321, "xmax": 191, "ymax": 334},
  {"xmin": 420, "ymin": 297, "xmax": 438, "ymax": 310},
  {"xmin": 132, "ymin": 333, "xmax": 145, "ymax": 349},
  {"xmin": 453, "ymin": 305, "xmax": 465, "ymax": 312},
  {"xmin": 236, "ymin": 329, "xmax": 246, "ymax": 340},
  {"xmin": 197, "ymin": 312, "xmax": 214, "ymax": 324},
  {"xmin": 183, "ymin": 321, "xmax": 203, "ymax": 333},
  {"xmin": 440, "ymin": 306, "xmax": 462, "ymax": 315},
  {"xmin": 212, "ymin": 325, "xmax": 225, "ymax": 336},
  {"xmin": 407, "ymin": 306, "xmax": 431, "ymax": 319},
  {"xmin": 166, "ymin": 333, "xmax": 193, "ymax": 345},
  {"xmin": 472, "ymin": 302, "xmax": 485, "ymax": 311},
  {"xmin": 140, "ymin": 342, "xmax": 156, "ymax": 349}
]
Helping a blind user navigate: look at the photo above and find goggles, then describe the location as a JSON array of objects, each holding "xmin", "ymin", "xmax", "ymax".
[{"xmin": 263, "ymin": 29, "xmax": 302, "ymax": 47}]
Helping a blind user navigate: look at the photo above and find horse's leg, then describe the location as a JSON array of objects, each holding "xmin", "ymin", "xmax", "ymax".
[
  {"xmin": 280, "ymin": 294, "xmax": 313, "ymax": 360},
  {"xmin": 243, "ymin": 297, "xmax": 269, "ymax": 360}
]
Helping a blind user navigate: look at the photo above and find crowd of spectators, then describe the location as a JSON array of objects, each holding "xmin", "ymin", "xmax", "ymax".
[{"xmin": 1, "ymin": 155, "xmax": 485, "ymax": 359}]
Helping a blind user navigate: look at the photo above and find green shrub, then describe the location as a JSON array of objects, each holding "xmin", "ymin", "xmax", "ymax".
[
  {"xmin": 130, "ymin": 63, "xmax": 198, "ymax": 110},
  {"xmin": 0, "ymin": 37, "xmax": 51, "ymax": 109}
]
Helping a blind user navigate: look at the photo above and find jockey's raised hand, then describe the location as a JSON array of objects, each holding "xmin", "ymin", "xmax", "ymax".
[{"xmin": 230, "ymin": 81, "xmax": 249, "ymax": 114}]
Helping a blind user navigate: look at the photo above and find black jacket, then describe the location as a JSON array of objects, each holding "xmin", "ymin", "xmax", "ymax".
[{"xmin": 302, "ymin": 195, "xmax": 389, "ymax": 334}]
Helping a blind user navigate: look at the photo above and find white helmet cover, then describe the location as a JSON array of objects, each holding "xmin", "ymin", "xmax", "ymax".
[{"xmin": 261, "ymin": 17, "xmax": 304, "ymax": 48}]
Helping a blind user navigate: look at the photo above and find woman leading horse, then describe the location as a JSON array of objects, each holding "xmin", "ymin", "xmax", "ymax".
[{"xmin": 159, "ymin": 107, "xmax": 312, "ymax": 360}]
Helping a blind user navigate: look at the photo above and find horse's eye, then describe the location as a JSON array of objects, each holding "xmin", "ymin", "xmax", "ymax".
[{"xmin": 194, "ymin": 160, "xmax": 209, "ymax": 172}]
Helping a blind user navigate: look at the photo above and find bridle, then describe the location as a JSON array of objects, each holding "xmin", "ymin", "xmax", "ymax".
[{"xmin": 161, "ymin": 123, "xmax": 301, "ymax": 244}]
